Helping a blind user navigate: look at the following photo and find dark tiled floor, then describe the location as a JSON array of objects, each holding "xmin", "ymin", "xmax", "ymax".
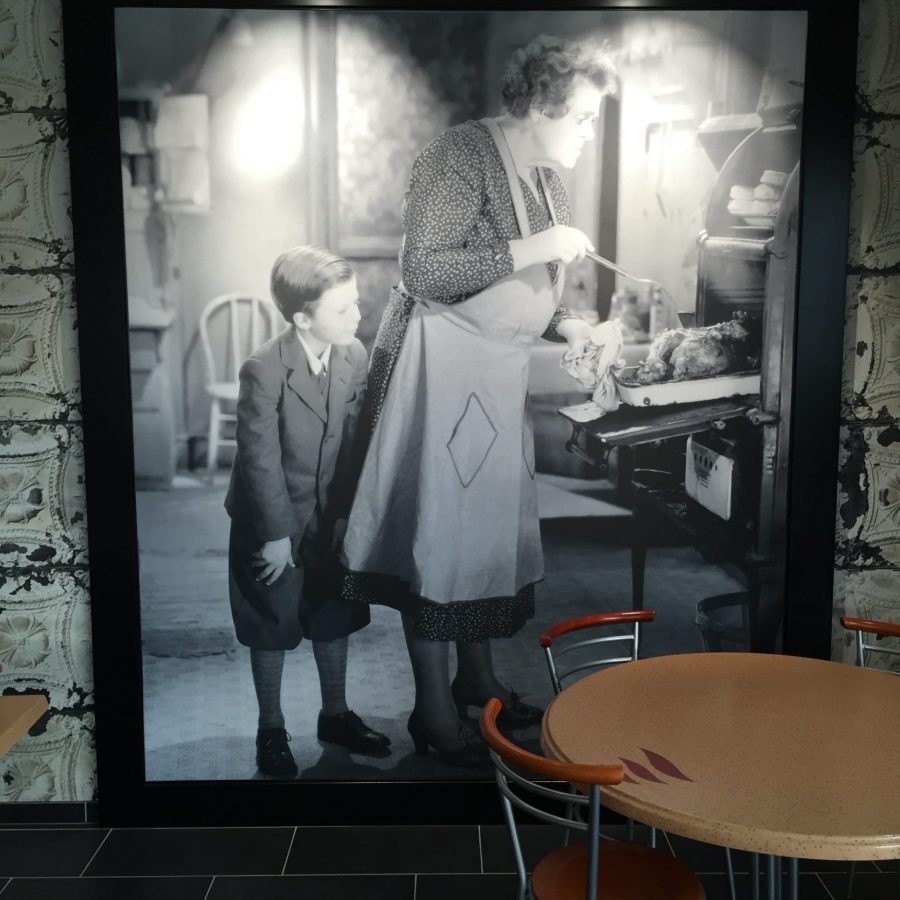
[{"xmin": 0, "ymin": 825, "xmax": 897, "ymax": 899}]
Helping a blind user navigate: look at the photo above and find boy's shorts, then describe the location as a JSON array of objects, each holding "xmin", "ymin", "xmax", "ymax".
[{"xmin": 228, "ymin": 525, "xmax": 370, "ymax": 650}]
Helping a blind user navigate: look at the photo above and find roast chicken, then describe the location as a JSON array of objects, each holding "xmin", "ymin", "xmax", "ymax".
[{"xmin": 632, "ymin": 313, "xmax": 761, "ymax": 384}]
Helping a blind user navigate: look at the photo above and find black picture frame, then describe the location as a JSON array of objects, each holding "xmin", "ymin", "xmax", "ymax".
[{"xmin": 63, "ymin": 0, "xmax": 858, "ymax": 826}]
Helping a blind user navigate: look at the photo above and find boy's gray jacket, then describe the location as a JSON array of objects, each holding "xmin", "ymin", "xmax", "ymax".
[{"xmin": 224, "ymin": 327, "xmax": 368, "ymax": 543}]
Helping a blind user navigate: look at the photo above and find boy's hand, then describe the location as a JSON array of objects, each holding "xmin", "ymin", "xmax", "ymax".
[
  {"xmin": 252, "ymin": 537, "xmax": 294, "ymax": 586},
  {"xmin": 332, "ymin": 517, "xmax": 348, "ymax": 551}
]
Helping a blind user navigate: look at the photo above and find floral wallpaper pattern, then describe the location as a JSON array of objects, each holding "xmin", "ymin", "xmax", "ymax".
[
  {"xmin": 0, "ymin": 0, "xmax": 894, "ymax": 804},
  {"xmin": 834, "ymin": 0, "xmax": 900, "ymax": 670},
  {"xmin": 0, "ymin": 0, "xmax": 94, "ymax": 804}
]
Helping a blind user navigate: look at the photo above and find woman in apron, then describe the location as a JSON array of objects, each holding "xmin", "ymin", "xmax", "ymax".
[{"xmin": 341, "ymin": 35, "xmax": 618, "ymax": 766}]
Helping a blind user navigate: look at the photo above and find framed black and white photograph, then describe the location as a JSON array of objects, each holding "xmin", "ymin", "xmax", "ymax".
[{"xmin": 63, "ymin": 1, "xmax": 857, "ymax": 825}]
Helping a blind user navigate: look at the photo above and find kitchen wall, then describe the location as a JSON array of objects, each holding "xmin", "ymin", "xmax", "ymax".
[
  {"xmin": 0, "ymin": 0, "xmax": 896, "ymax": 804},
  {"xmin": 117, "ymin": 9, "xmax": 489, "ymax": 450},
  {"xmin": 832, "ymin": 0, "xmax": 900, "ymax": 664}
]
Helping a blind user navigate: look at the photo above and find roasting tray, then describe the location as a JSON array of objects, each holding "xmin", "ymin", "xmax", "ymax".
[{"xmin": 613, "ymin": 366, "xmax": 761, "ymax": 407}]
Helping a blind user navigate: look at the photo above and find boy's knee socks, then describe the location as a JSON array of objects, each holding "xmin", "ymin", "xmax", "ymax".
[
  {"xmin": 313, "ymin": 637, "xmax": 349, "ymax": 716},
  {"xmin": 250, "ymin": 648, "xmax": 286, "ymax": 730}
]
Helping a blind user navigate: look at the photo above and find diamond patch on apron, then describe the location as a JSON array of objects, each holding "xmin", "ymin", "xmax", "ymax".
[{"xmin": 447, "ymin": 393, "xmax": 498, "ymax": 488}]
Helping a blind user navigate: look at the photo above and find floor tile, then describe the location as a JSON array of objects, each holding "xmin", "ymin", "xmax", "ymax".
[
  {"xmin": 697, "ymin": 874, "xmax": 751, "ymax": 900},
  {"xmin": 798, "ymin": 857, "xmax": 878, "ymax": 873},
  {"xmin": 416, "ymin": 873, "xmax": 521, "ymax": 900},
  {"xmin": 208, "ymin": 874, "xmax": 414, "ymax": 899},
  {"xmin": 0, "ymin": 877, "xmax": 212, "ymax": 899},
  {"xmin": 820, "ymin": 871, "xmax": 900, "ymax": 899},
  {"xmin": 84, "ymin": 828, "xmax": 293, "ymax": 877},
  {"xmin": 284, "ymin": 825, "xmax": 480, "ymax": 874},
  {"xmin": 480, "ymin": 824, "xmax": 568, "ymax": 873},
  {"xmin": 0, "ymin": 802, "xmax": 87, "ymax": 826},
  {"xmin": 700, "ymin": 873, "xmax": 832, "ymax": 900},
  {"xmin": 663, "ymin": 832, "xmax": 750, "ymax": 874},
  {"xmin": 0, "ymin": 829, "xmax": 109, "ymax": 877}
]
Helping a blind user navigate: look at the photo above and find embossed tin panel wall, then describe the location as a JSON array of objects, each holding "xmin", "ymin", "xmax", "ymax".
[
  {"xmin": 833, "ymin": 0, "xmax": 900, "ymax": 667},
  {"xmin": 0, "ymin": 0, "xmax": 95, "ymax": 804},
  {"xmin": 0, "ymin": 0, "xmax": 891, "ymax": 804}
]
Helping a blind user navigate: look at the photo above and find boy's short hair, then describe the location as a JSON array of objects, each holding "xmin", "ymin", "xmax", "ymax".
[{"xmin": 270, "ymin": 245, "xmax": 354, "ymax": 322}]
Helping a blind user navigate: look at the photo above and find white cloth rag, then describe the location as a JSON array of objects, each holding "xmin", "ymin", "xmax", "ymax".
[{"xmin": 559, "ymin": 320, "xmax": 625, "ymax": 414}]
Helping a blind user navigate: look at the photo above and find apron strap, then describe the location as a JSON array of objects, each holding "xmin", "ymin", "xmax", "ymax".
[
  {"xmin": 481, "ymin": 118, "xmax": 532, "ymax": 239},
  {"xmin": 537, "ymin": 167, "xmax": 559, "ymax": 226}
]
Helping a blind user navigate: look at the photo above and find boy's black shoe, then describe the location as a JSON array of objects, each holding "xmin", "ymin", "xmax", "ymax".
[
  {"xmin": 256, "ymin": 728, "xmax": 298, "ymax": 777},
  {"xmin": 317, "ymin": 710, "xmax": 392, "ymax": 757}
]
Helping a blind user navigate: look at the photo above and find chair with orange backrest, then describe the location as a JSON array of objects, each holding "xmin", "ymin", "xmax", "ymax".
[
  {"xmin": 539, "ymin": 610, "xmax": 656, "ymax": 695},
  {"xmin": 840, "ymin": 616, "xmax": 900, "ymax": 675},
  {"xmin": 480, "ymin": 698, "xmax": 705, "ymax": 900},
  {"xmin": 539, "ymin": 610, "xmax": 737, "ymax": 900},
  {"xmin": 839, "ymin": 615, "xmax": 900, "ymax": 899}
]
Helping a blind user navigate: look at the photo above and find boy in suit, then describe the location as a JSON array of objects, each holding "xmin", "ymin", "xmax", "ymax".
[{"xmin": 225, "ymin": 245, "xmax": 390, "ymax": 777}]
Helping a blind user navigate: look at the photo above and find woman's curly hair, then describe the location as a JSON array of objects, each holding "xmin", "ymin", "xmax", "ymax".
[{"xmin": 501, "ymin": 35, "xmax": 619, "ymax": 120}]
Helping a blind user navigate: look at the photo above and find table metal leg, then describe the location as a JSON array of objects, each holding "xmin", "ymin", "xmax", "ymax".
[
  {"xmin": 725, "ymin": 847, "xmax": 737, "ymax": 900},
  {"xmin": 766, "ymin": 855, "xmax": 777, "ymax": 900},
  {"xmin": 752, "ymin": 853, "xmax": 760, "ymax": 900},
  {"xmin": 788, "ymin": 857, "xmax": 798, "ymax": 900}
]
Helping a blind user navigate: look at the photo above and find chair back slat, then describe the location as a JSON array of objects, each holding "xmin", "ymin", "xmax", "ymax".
[
  {"xmin": 540, "ymin": 610, "xmax": 655, "ymax": 648},
  {"xmin": 482, "ymin": 700, "xmax": 704, "ymax": 900},
  {"xmin": 493, "ymin": 754, "xmax": 589, "ymax": 809},
  {"xmin": 494, "ymin": 771, "xmax": 588, "ymax": 832},
  {"xmin": 481, "ymin": 699, "xmax": 623, "ymax": 786},
  {"xmin": 541, "ymin": 610, "xmax": 654, "ymax": 694},
  {"xmin": 198, "ymin": 294, "xmax": 278, "ymax": 384},
  {"xmin": 250, "ymin": 297, "xmax": 260, "ymax": 355},
  {"xmin": 841, "ymin": 616, "xmax": 900, "ymax": 674}
]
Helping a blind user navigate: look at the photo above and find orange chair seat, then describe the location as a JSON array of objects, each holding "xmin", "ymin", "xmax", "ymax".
[{"xmin": 531, "ymin": 840, "xmax": 704, "ymax": 900}]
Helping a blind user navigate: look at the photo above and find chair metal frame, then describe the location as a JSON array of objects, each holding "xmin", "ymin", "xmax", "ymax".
[
  {"xmin": 839, "ymin": 615, "xmax": 900, "ymax": 900},
  {"xmin": 480, "ymin": 698, "xmax": 704, "ymax": 900},
  {"xmin": 198, "ymin": 293, "xmax": 279, "ymax": 476},
  {"xmin": 540, "ymin": 609, "xmax": 739, "ymax": 900},
  {"xmin": 840, "ymin": 616, "xmax": 900, "ymax": 675},
  {"xmin": 539, "ymin": 610, "xmax": 656, "ymax": 696}
]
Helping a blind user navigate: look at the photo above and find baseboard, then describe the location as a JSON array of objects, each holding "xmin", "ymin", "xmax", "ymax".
[{"xmin": 0, "ymin": 801, "xmax": 98, "ymax": 826}]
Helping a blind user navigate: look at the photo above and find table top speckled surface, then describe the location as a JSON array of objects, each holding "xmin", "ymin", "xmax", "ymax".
[{"xmin": 542, "ymin": 652, "xmax": 900, "ymax": 860}]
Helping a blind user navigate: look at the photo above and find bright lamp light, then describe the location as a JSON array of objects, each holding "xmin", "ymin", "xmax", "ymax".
[{"xmin": 230, "ymin": 68, "xmax": 304, "ymax": 179}]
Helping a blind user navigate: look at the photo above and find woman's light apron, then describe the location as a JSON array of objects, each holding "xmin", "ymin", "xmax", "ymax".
[{"xmin": 342, "ymin": 118, "xmax": 564, "ymax": 605}]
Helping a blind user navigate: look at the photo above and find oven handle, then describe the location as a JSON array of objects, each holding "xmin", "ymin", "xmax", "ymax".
[
  {"xmin": 746, "ymin": 408, "xmax": 779, "ymax": 426},
  {"xmin": 564, "ymin": 425, "xmax": 613, "ymax": 474}
]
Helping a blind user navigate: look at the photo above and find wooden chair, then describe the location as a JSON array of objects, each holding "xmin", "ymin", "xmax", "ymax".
[
  {"xmin": 480, "ymin": 698, "xmax": 705, "ymax": 900},
  {"xmin": 540, "ymin": 610, "xmax": 736, "ymax": 900},
  {"xmin": 0, "ymin": 663, "xmax": 49, "ymax": 759},
  {"xmin": 198, "ymin": 294, "xmax": 278, "ymax": 477},
  {"xmin": 840, "ymin": 616, "xmax": 900, "ymax": 899}
]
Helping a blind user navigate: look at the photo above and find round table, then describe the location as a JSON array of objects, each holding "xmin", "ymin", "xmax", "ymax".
[{"xmin": 541, "ymin": 653, "xmax": 900, "ymax": 864}]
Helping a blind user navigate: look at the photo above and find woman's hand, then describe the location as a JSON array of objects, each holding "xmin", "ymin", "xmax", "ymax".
[
  {"xmin": 556, "ymin": 318, "xmax": 593, "ymax": 356},
  {"xmin": 588, "ymin": 320, "xmax": 622, "ymax": 349},
  {"xmin": 510, "ymin": 225, "xmax": 595, "ymax": 270},
  {"xmin": 252, "ymin": 537, "xmax": 294, "ymax": 586}
]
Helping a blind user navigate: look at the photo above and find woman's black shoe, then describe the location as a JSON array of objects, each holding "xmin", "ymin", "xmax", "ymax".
[
  {"xmin": 406, "ymin": 710, "xmax": 490, "ymax": 768},
  {"xmin": 256, "ymin": 728, "xmax": 298, "ymax": 777},
  {"xmin": 450, "ymin": 680, "xmax": 544, "ymax": 729},
  {"xmin": 317, "ymin": 710, "xmax": 392, "ymax": 758}
]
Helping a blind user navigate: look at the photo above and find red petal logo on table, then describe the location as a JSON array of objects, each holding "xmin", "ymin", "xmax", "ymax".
[
  {"xmin": 618, "ymin": 757, "xmax": 664, "ymax": 783},
  {"xmin": 617, "ymin": 750, "xmax": 693, "ymax": 784},
  {"xmin": 641, "ymin": 748, "xmax": 693, "ymax": 781}
]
